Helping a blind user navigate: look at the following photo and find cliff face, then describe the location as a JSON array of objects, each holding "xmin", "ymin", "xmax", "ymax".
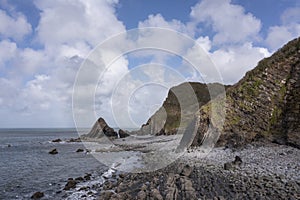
[
  {"xmin": 136, "ymin": 82, "xmax": 227, "ymax": 135},
  {"xmin": 192, "ymin": 37, "xmax": 300, "ymax": 148}
]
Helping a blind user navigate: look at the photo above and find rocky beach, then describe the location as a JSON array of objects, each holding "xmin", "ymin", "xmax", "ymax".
[
  {"xmin": 55, "ymin": 139, "xmax": 299, "ymax": 200},
  {"xmin": 55, "ymin": 37, "xmax": 300, "ymax": 200},
  {"xmin": 1, "ymin": 1, "xmax": 300, "ymax": 200}
]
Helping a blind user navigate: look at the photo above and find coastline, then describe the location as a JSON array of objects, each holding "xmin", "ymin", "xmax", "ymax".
[{"xmin": 58, "ymin": 140, "xmax": 300, "ymax": 200}]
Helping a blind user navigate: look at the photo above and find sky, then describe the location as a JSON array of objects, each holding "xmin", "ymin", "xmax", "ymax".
[{"xmin": 0, "ymin": 0, "xmax": 299, "ymax": 128}]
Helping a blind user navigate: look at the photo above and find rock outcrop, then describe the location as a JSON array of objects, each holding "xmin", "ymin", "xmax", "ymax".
[
  {"xmin": 191, "ymin": 37, "xmax": 300, "ymax": 148},
  {"xmin": 134, "ymin": 82, "xmax": 228, "ymax": 135},
  {"xmin": 31, "ymin": 192, "xmax": 44, "ymax": 199},
  {"xmin": 82, "ymin": 117, "xmax": 130, "ymax": 140},
  {"xmin": 48, "ymin": 148, "xmax": 58, "ymax": 155}
]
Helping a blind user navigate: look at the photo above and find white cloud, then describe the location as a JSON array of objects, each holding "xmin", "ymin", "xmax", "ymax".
[
  {"xmin": 281, "ymin": 7, "xmax": 300, "ymax": 25},
  {"xmin": 210, "ymin": 43, "xmax": 270, "ymax": 83},
  {"xmin": 0, "ymin": 40, "xmax": 17, "ymax": 68},
  {"xmin": 0, "ymin": 0, "xmax": 129, "ymax": 127},
  {"xmin": 190, "ymin": 0, "xmax": 261, "ymax": 45},
  {"xmin": 35, "ymin": 0, "xmax": 125, "ymax": 48},
  {"xmin": 0, "ymin": 0, "xmax": 297, "ymax": 128},
  {"xmin": 266, "ymin": 7, "xmax": 300, "ymax": 51},
  {"xmin": 0, "ymin": 9, "xmax": 32, "ymax": 41},
  {"xmin": 138, "ymin": 14, "xmax": 193, "ymax": 36},
  {"xmin": 195, "ymin": 36, "xmax": 211, "ymax": 52},
  {"xmin": 0, "ymin": 77, "xmax": 19, "ymax": 108}
]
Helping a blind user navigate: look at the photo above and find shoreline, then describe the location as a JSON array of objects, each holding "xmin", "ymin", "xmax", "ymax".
[{"xmin": 56, "ymin": 140, "xmax": 299, "ymax": 199}]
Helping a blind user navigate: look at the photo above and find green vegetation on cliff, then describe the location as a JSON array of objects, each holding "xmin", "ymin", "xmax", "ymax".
[{"xmin": 193, "ymin": 37, "xmax": 300, "ymax": 148}]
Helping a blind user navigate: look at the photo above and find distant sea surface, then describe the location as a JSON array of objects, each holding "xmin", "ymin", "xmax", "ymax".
[{"xmin": 0, "ymin": 128, "xmax": 106, "ymax": 199}]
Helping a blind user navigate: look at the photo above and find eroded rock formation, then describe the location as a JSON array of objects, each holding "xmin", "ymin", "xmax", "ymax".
[{"xmin": 192, "ymin": 37, "xmax": 300, "ymax": 148}]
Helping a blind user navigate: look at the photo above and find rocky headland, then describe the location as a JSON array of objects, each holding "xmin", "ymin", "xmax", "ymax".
[{"xmin": 71, "ymin": 37, "xmax": 300, "ymax": 200}]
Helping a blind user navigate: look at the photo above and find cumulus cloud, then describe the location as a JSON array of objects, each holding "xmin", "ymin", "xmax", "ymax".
[
  {"xmin": 0, "ymin": 0, "xmax": 297, "ymax": 128},
  {"xmin": 0, "ymin": 9, "xmax": 32, "ymax": 41},
  {"xmin": 0, "ymin": 0, "xmax": 129, "ymax": 127},
  {"xmin": 136, "ymin": 0, "xmax": 268, "ymax": 85},
  {"xmin": 35, "ymin": 0, "xmax": 125, "ymax": 48},
  {"xmin": 190, "ymin": 0, "xmax": 261, "ymax": 45},
  {"xmin": 0, "ymin": 40, "xmax": 17, "ymax": 69},
  {"xmin": 138, "ymin": 14, "xmax": 193, "ymax": 36},
  {"xmin": 210, "ymin": 43, "xmax": 270, "ymax": 83},
  {"xmin": 266, "ymin": 7, "xmax": 300, "ymax": 51}
]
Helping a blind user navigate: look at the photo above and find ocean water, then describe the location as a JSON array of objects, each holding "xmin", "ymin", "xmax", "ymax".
[{"xmin": 0, "ymin": 128, "xmax": 107, "ymax": 199}]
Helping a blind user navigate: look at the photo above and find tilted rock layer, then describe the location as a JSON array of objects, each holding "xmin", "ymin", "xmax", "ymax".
[
  {"xmin": 192, "ymin": 37, "xmax": 300, "ymax": 148},
  {"xmin": 137, "ymin": 82, "xmax": 227, "ymax": 135}
]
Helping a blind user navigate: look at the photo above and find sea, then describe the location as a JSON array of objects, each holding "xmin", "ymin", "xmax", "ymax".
[{"xmin": 0, "ymin": 128, "xmax": 108, "ymax": 200}]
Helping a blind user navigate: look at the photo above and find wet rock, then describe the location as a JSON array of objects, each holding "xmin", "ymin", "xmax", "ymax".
[
  {"xmin": 48, "ymin": 148, "xmax": 58, "ymax": 155},
  {"xmin": 86, "ymin": 149, "xmax": 91, "ymax": 153},
  {"xmin": 51, "ymin": 138, "xmax": 62, "ymax": 143},
  {"xmin": 75, "ymin": 177, "xmax": 84, "ymax": 181},
  {"xmin": 67, "ymin": 138, "xmax": 81, "ymax": 142},
  {"xmin": 84, "ymin": 173, "xmax": 91, "ymax": 180},
  {"xmin": 31, "ymin": 191, "xmax": 44, "ymax": 199},
  {"xmin": 76, "ymin": 148, "xmax": 84, "ymax": 153},
  {"xmin": 78, "ymin": 186, "xmax": 90, "ymax": 191},
  {"xmin": 63, "ymin": 180, "xmax": 77, "ymax": 190}
]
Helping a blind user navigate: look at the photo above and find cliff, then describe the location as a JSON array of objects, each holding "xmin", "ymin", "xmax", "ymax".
[
  {"xmin": 133, "ymin": 82, "xmax": 228, "ymax": 135},
  {"xmin": 192, "ymin": 37, "xmax": 300, "ymax": 148}
]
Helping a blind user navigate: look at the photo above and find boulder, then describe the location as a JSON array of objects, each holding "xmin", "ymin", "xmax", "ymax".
[
  {"xmin": 224, "ymin": 156, "xmax": 243, "ymax": 170},
  {"xmin": 48, "ymin": 148, "xmax": 58, "ymax": 155},
  {"xmin": 31, "ymin": 191, "xmax": 44, "ymax": 199},
  {"xmin": 51, "ymin": 138, "xmax": 62, "ymax": 143},
  {"xmin": 84, "ymin": 173, "xmax": 91, "ymax": 180},
  {"xmin": 75, "ymin": 176, "xmax": 84, "ymax": 181},
  {"xmin": 180, "ymin": 164, "xmax": 193, "ymax": 177},
  {"xmin": 63, "ymin": 180, "xmax": 77, "ymax": 190},
  {"xmin": 233, "ymin": 155, "xmax": 242, "ymax": 166},
  {"xmin": 67, "ymin": 138, "xmax": 81, "ymax": 142},
  {"xmin": 76, "ymin": 148, "xmax": 84, "ymax": 153}
]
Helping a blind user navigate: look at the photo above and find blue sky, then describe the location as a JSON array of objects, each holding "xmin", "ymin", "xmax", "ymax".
[{"xmin": 0, "ymin": 0, "xmax": 299, "ymax": 128}]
